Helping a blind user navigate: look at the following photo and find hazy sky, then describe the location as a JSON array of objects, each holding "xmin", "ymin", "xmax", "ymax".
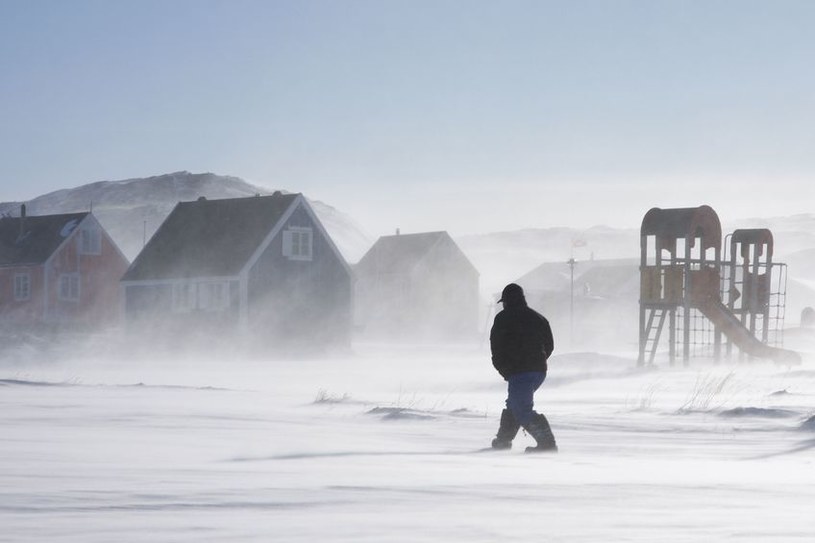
[{"xmin": 1, "ymin": 0, "xmax": 813, "ymax": 236}]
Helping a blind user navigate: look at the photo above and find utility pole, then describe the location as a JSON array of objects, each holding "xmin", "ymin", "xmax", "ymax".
[{"xmin": 568, "ymin": 257, "xmax": 576, "ymax": 347}]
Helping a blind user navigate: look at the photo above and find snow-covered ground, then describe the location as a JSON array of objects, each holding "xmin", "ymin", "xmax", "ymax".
[{"xmin": 3, "ymin": 337, "xmax": 815, "ymax": 542}]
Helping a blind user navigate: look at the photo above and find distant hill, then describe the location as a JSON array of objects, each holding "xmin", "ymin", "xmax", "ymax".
[
  {"xmin": 0, "ymin": 172, "xmax": 372, "ymax": 262},
  {"xmin": 729, "ymin": 214, "xmax": 815, "ymax": 258}
]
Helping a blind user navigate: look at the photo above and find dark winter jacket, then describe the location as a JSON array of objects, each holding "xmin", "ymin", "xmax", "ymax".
[{"xmin": 490, "ymin": 303, "xmax": 554, "ymax": 379}]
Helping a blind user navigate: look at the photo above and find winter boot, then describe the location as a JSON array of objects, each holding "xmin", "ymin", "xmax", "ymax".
[
  {"xmin": 523, "ymin": 413, "xmax": 558, "ymax": 453},
  {"xmin": 491, "ymin": 408, "xmax": 521, "ymax": 449}
]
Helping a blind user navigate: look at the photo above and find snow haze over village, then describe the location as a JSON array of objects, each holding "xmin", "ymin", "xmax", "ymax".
[{"xmin": 2, "ymin": 2, "xmax": 815, "ymax": 542}]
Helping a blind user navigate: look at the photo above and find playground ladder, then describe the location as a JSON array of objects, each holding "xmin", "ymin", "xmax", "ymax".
[{"xmin": 641, "ymin": 307, "xmax": 668, "ymax": 366}]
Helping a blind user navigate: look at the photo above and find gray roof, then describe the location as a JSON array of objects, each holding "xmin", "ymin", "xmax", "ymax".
[
  {"xmin": 574, "ymin": 263, "xmax": 640, "ymax": 298},
  {"xmin": 122, "ymin": 193, "xmax": 299, "ymax": 281},
  {"xmin": 0, "ymin": 212, "xmax": 89, "ymax": 267},
  {"xmin": 356, "ymin": 231, "xmax": 477, "ymax": 276},
  {"xmin": 517, "ymin": 258, "xmax": 639, "ymax": 294}
]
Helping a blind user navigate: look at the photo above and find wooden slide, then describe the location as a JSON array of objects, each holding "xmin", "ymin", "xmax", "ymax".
[{"xmin": 696, "ymin": 298, "xmax": 801, "ymax": 364}]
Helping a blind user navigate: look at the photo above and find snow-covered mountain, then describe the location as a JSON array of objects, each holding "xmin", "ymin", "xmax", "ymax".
[{"xmin": 0, "ymin": 172, "xmax": 372, "ymax": 262}]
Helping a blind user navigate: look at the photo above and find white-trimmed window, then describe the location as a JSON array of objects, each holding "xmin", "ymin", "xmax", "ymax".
[
  {"xmin": 14, "ymin": 273, "xmax": 31, "ymax": 301},
  {"xmin": 80, "ymin": 226, "xmax": 101, "ymax": 255},
  {"xmin": 59, "ymin": 273, "xmax": 80, "ymax": 301},
  {"xmin": 283, "ymin": 227, "xmax": 313, "ymax": 261}
]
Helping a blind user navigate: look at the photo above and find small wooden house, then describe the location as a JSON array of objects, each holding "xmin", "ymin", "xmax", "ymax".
[
  {"xmin": 354, "ymin": 231, "xmax": 479, "ymax": 340},
  {"xmin": 0, "ymin": 207, "xmax": 129, "ymax": 331},
  {"xmin": 120, "ymin": 193, "xmax": 352, "ymax": 348}
]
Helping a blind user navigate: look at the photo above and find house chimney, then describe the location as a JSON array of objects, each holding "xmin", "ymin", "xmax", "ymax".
[{"xmin": 19, "ymin": 204, "xmax": 26, "ymax": 238}]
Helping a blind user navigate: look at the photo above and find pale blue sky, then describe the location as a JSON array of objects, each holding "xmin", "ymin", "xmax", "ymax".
[{"xmin": 1, "ymin": 0, "xmax": 813, "ymax": 235}]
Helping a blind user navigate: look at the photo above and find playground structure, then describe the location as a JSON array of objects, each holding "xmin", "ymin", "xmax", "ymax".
[{"xmin": 638, "ymin": 205, "xmax": 799, "ymax": 366}]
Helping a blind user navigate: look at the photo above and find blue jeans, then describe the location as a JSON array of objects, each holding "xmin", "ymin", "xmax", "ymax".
[{"xmin": 505, "ymin": 371, "xmax": 546, "ymax": 426}]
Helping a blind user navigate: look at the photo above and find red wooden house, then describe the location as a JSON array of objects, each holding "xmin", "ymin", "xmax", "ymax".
[{"xmin": 0, "ymin": 206, "xmax": 129, "ymax": 332}]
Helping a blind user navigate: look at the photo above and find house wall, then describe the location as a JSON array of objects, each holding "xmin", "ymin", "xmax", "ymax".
[
  {"xmin": 0, "ymin": 266, "xmax": 45, "ymax": 326},
  {"xmin": 123, "ymin": 283, "xmax": 173, "ymax": 323},
  {"xmin": 355, "ymin": 236, "xmax": 480, "ymax": 340},
  {"xmin": 247, "ymin": 204, "xmax": 352, "ymax": 347},
  {"xmin": 354, "ymin": 269, "xmax": 410, "ymax": 336},
  {"xmin": 412, "ymin": 250, "xmax": 479, "ymax": 338},
  {"xmin": 123, "ymin": 279, "xmax": 241, "ymax": 336},
  {"xmin": 46, "ymin": 221, "xmax": 129, "ymax": 329},
  {"xmin": 424, "ymin": 236, "xmax": 480, "ymax": 336}
]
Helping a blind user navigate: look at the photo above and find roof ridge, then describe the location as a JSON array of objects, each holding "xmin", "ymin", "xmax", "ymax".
[{"xmin": 176, "ymin": 192, "xmax": 297, "ymax": 205}]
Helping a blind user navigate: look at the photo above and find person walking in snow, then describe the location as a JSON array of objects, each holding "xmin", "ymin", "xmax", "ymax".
[{"xmin": 489, "ymin": 283, "xmax": 557, "ymax": 452}]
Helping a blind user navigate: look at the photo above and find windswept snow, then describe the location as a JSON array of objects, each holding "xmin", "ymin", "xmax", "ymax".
[{"xmin": 2, "ymin": 342, "xmax": 815, "ymax": 542}]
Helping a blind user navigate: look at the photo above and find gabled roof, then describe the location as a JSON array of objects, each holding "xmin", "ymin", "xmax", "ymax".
[
  {"xmin": 517, "ymin": 258, "xmax": 639, "ymax": 294},
  {"xmin": 0, "ymin": 212, "xmax": 89, "ymax": 267},
  {"xmin": 574, "ymin": 263, "xmax": 640, "ymax": 298},
  {"xmin": 356, "ymin": 231, "xmax": 477, "ymax": 276},
  {"xmin": 122, "ymin": 193, "xmax": 299, "ymax": 281}
]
